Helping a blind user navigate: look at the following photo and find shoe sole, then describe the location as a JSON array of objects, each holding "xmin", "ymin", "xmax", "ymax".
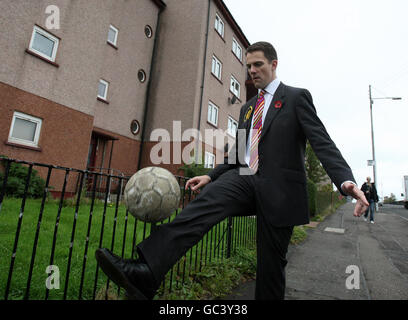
[{"xmin": 95, "ymin": 249, "xmax": 147, "ymax": 300}]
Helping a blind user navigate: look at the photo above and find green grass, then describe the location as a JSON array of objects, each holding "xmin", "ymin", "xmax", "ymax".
[
  {"xmin": 1, "ymin": 195, "xmax": 311, "ymax": 300},
  {"xmin": 290, "ymin": 226, "xmax": 307, "ymax": 245},
  {"xmin": 156, "ymin": 246, "xmax": 257, "ymax": 300},
  {"xmin": 0, "ymin": 197, "xmax": 156, "ymax": 300},
  {"xmin": 0, "ymin": 197, "xmax": 255, "ymax": 300}
]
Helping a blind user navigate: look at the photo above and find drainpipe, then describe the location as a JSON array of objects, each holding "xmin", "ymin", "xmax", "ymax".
[
  {"xmin": 195, "ymin": 0, "xmax": 211, "ymax": 165},
  {"xmin": 137, "ymin": 5, "xmax": 165, "ymax": 171}
]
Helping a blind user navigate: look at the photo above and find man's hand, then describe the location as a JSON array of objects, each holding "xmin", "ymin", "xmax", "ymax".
[
  {"xmin": 185, "ymin": 175, "xmax": 211, "ymax": 193},
  {"xmin": 341, "ymin": 182, "xmax": 369, "ymax": 217}
]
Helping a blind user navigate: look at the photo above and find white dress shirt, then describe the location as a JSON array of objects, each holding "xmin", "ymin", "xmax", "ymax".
[{"xmin": 245, "ymin": 78, "xmax": 281, "ymax": 166}]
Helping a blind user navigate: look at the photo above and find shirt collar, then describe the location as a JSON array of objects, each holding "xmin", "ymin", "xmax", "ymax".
[{"xmin": 259, "ymin": 78, "xmax": 281, "ymax": 96}]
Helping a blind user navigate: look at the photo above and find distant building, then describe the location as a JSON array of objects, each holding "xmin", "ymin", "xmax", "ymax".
[
  {"xmin": 140, "ymin": 0, "xmax": 250, "ymax": 173},
  {"xmin": 0, "ymin": 0, "xmax": 250, "ymax": 196}
]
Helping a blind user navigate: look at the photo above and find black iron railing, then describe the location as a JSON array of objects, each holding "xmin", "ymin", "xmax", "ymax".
[{"xmin": 0, "ymin": 157, "xmax": 256, "ymax": 300}]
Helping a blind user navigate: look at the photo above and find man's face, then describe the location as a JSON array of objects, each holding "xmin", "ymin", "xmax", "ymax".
[{"xmin": 246, "ymin": 50, "xmax": 277, "ymax": 89}]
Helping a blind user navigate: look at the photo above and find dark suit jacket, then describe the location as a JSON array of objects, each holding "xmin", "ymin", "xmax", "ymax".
[
  {"xmin": 207, "ymin": 82, "xmax": 356, "ymax": 226},
  {"xmin": 361, "ymin": 182, "xmax": 379, "ymax": 202}
]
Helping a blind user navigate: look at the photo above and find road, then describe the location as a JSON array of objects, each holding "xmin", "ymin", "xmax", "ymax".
[
  {"xmin": 379, "ymin": 203, "xmax": 408, "ymax": 221},
  {"xmin": 285, "ymin": 202, "xmax": 408, "ymax": 299},
  {"xmin": 226, "ymin": 202, "xmax": 408, "ymax": 300}
]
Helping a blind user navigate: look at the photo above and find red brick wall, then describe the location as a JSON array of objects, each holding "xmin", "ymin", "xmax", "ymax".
[
  {"xmin": 0, "ymin": 82, "xmax": 93, "ymax": 166},
  {"xmin": 90, "ymin": 127, "xmax": 141, "ymax": 177},
  {"xmin": 0, "ymin": 82, "xmax": 94, "ymax": 193},
  {"xmin": 0, "ymin": 82, "xmax": 226, "ymax": 196}
]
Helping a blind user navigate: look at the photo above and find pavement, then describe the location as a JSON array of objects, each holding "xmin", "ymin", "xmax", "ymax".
[{"xmin": 225, "ymin": 202, "xmax": 408, "ymax": 300}]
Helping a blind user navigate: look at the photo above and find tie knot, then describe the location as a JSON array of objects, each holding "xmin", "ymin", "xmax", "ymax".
[{"xmin": 259, "ymin": 90, "xmax": 266, "ymax": 98}]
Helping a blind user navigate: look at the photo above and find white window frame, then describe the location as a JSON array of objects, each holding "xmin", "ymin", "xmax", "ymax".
[
  {"xmin": 232, "ymin": 38, "xmax": 242, "ymax": 61},
  {"xmin": 204, "ymin": 152, "xmax": 215, "ymax": 169},
  {"xmin": 211, "ymin": 55, "xmax": 222, "ymax": 80},
  {"xmin": 215, "ymin": 13, "xmax": 224, "ymax": 38},
  {"xmin": 207, "ymin": 102, "xmax": 219, "ymax": 127},
  {"xmin": 227, "ymin": 116, "xmax": 238, "ymax": 137},
  {"xmin": 107, "ymin": 24, "xmax": 119, "ymax": 46},
  {"xmin": 230, "ymin": 75, "xmax": 241, "ymax": 98},
  {"xmin": 28, "ymin": 25, "xmax": 59, "ymax": 62},
  {"xmin": 8, "ymin": 111, "xmax": 42, "ymax": 147},
  {"xmin": 98, "ymin": 79, "xmax": 109, "ymax": 100}
]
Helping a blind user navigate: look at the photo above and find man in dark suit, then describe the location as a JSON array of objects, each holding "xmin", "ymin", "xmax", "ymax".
[{"xmin": 95, "ymin": 42, "xmax": 369, "ymax": 300}]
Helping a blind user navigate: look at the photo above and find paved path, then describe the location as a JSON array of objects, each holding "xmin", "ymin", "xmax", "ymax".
[{"xmin": 226, "ymin": 202, "xmax": 408, "ymax": 300}]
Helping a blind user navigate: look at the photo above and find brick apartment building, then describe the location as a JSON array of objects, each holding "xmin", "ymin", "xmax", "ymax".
[{"xmin": 0, "ymin": 0, "xmax": 251, "ymax": 195}]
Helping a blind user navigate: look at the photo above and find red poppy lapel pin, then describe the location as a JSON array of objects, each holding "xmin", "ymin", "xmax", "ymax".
[{"xmin": 274, "ymin": 100, "xmax": 282, "ymax": 109}]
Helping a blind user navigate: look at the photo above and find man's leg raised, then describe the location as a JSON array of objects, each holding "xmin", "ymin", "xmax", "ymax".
[
  {"xmin": 96, "ymin": 168, "xmax": 254, "ymax": 299},
  {"xmin": 138, "ymin": 168, "xmax": 254, "ymax": 284}
]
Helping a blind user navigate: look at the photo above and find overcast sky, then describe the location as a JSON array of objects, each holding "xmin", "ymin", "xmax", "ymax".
[{"xmin": 224, "ymin": 0, "xmax": 408, "ymax": 200}]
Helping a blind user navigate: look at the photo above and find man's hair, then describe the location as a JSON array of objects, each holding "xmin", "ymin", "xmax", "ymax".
[{"xmin": 246, "ymin": 41, "xmax": 277, "ymax": 62}]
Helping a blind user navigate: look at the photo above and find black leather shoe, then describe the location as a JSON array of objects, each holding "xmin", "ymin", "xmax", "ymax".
[{"xmin": 95, "ymin": 248, "xmax": 158, "ymax": 300}]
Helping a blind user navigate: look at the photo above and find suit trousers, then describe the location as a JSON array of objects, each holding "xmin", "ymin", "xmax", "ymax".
[{"xmin": 137, "ymin": 167, "xmax": 294, "ymax": 300}]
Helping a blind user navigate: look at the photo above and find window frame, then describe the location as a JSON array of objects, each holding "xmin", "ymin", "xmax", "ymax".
[
  {"xmin": 215, "ymin": 13, "xmax": 225, "ymax": 38},
  {"xmin": 28, "ymin": 25, "xmax": 59, "ymax": 62},
  {"xmin": 211, "ymin": 55, "xmax": 222, "ymax": 80},
  {"xmin": 230, "ymin": 75, "xmax": 241, "ymax": 98},
  {"xmin": 144, "ymin": 25, "xmax": 153, "ymax": 38},
  {"xmin": 8, "ymin": 111, "xmax": 43, "ymax": 148},
  {"xmin": 227, "ymin": 116, "xmax": 238, "ymax": 137},
  {"xmin": 207, "ymin": 101, "xmax": 219, "ymax": 127},
  {"xmin": 98, "ymin": 79, "xmax": 109, "ymax": 101},
  {"xmin": 107, "ymin": 24, "xmax": 119, "ymax": 46},
  {"xmin": 232, "ymin": 37, "xmax": 242, "ymax": 61},
  {"xmin": 204, "ymin": 151, "xmax": 216, "ymax": 169}
]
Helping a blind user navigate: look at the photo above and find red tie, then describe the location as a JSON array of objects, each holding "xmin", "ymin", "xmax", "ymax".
[{"xmin": 249, "ymin": 90, "xmax": 265, "ymax": 172}]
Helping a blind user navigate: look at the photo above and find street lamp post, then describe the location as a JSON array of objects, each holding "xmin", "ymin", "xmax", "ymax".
[{"xmin": 368, "ymin": 85, "xmax": 401, "ymax": 209}]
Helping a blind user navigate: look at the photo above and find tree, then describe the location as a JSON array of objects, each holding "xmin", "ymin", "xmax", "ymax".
[
  {"xmin": 305, "ymin": 141, "xmax": 327, "ymax": 185},
  {"xmin": 384, "ymin": 193, "xmax": 396, "ymax": 204}
]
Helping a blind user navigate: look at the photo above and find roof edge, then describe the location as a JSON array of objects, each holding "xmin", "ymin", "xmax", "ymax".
[
  {"xmin": 150, "ymin": 0, "xmax": 166, "ymax": 10},
  {"xmin": 214, "ymin": 0, "xmax": 250, "ymax": 48}
]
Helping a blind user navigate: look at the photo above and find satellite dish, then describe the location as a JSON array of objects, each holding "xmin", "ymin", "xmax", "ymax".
[{"xmin": 229, "ymin": 95, "xmax": 237, "ymax": 105}]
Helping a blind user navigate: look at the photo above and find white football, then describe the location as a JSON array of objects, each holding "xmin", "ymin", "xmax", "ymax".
[{"xmin": 124, "ymin": 167, "xmax": 181, "ymax": 222}]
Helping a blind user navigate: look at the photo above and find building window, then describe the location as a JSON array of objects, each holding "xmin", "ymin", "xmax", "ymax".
[
  {"xmin": 215, "ymin": 14, "xmax": 224, "ymax": 38},
  {"xmin": 145, "ymin": 25, "xmax": 153, "ymax": 38},
  {"xmin": 138, "ymin": 69, "xmax": 146, "ymax": 83},
  {"xmin": 204, "ymin": 152, "xmax": 215, "ymax": 169},
  {"xmin": 8, "ymin": 112, "xmax": 42, "ymax": 147},
  {"xmin": 232, "ymin": 38, "xmax": 242, "ymax": 61},
  {"xmin": 107, "ymin": 25, "xmax": 119, "ymax": 46},
  {"xmin": 98, "ymin": 79, "xmax": 109, "ymax": 100},
  {"xmin": 130, "ymin": 120, "xmax": 140, "ymax": 135},
  {"xmin": 211, "ymin": 55, "xmax": 222, "ymax": 80},
  {"xmin": 230, "ymin": 75, "xmax": 241, "ymax": 98},
  {"xmin": 208, "ymin": 102, "xmax": 219, "ymax": 126},
  {"xmin": 28, "ymin": 25, "xmax": 59, "ymax": 62},
  {"xmin": 227, "ymin": 116, "xmax": 238, "ymax": 137}
]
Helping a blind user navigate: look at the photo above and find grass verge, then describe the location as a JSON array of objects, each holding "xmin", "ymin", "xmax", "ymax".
[
  {"xmin": 156, "ymin": 246, "xmax": 257, "ymax": 300},
  {"xmin": 154, "ymin": 225, "xmax": 309, "ymax": 300}
]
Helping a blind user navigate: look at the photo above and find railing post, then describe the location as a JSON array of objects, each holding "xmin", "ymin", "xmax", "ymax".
[
  {"xmin": 226, "ymin": 216, "xmax": 232, "ymax": 258},
  {"xmin": 331, "ymin": 191, "xmax": 333, "ymax": 212},
  {"xmin": 0, "ymin": 158, "xmax": 11, "ymax": 214}
]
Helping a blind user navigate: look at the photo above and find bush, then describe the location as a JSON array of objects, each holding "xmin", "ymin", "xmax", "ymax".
[
  {"xmin": 291, "ymin": 226, "xmax": 307, "ymax": 244},
  {"xmin": 307, "ymin": 178, "xmax": 317, "ymax": 217},
  {"xmin": 0, "ymin": 159, "xmax": 46, "ymax": 198},
  {"xmin": 177, "ymin": 161, "xmax": 211, "ymax": 179}
]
